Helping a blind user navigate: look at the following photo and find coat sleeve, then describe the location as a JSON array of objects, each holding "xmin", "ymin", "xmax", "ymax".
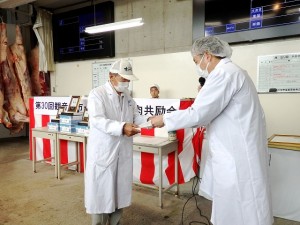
[
  {"xmin": 164, "ymin": 66, "xmax": 241, "ymax": 131},
  {"xmin": 88, "ymin": 89, "xmax": 125, "ymax": 136},
  {"xmin": 132, "ymin": 99, "xmax": 148, "ymax": 125}
]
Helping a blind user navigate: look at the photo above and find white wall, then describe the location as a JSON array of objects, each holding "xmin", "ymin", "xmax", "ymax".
[
  {"xmin": 50, "ymin": 0, "xmax": 300, "ymax": 137},
  {"xmin": 51, "ymin": 37, "xmax": 300, "ymax": 137}
]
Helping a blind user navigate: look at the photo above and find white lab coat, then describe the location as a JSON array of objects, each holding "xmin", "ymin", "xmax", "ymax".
[
  {"xmin": 164, "ymin": 58, "xmax": 273, "ymax": 225},
  {"xmin": 85, "ymin": 82, "xmax": 147, "ymax": 214}
]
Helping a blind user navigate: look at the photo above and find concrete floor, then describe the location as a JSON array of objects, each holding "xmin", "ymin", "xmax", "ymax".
[{"xmin": 0, "ymin": 136, "xmax": 299, "ymax": 225}]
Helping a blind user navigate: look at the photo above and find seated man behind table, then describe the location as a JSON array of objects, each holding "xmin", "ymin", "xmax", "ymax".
[
  {"xmin": 150, "ymin": 84, "xmax": 160, "ymax": 98},
  {"xmin": 84, "ymin": 59, "xmax": 148, "ymax": 225}
]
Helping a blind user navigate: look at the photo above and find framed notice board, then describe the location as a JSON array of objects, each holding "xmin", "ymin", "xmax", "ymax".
[
  {"xmin": 92, "ymin": 61, "xmax": 114, "ymax": 89},
  {"xmin": 92, "ymin": 60, "xmax": 133, "ymax": 91},
  {"xmin": 268, "ymin": 134, "xmax": 300, "ymax": 151},
  {"xmin": 257, "ymin": 53, "xmax": 300, "ymax": 93}
]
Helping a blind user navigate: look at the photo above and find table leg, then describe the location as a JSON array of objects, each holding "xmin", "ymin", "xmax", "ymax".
[
  {"xmin": 159, "ymin": 147, "xmax": 163, "ymax": 208},
  {"xmin": 32, "ymin": 136, "xmax": 36, "ymax": 173},
  {"xmin": 77, "ymin": 142, "xmax": 80, "ymax": 173},
  {"xmin": 83, "ymin": 139, "xmax": 86, "ymax": 172},
  {"xmin": 57, "ymin": 139, "xmax": 61, "ymax": 180},
  {"xmin": 54, "ymin": 138, "xmax": 58, "ymax": 178},
  {"xmin": 175, "ymin": 149, "xmax": 179, "ymax": 195}
]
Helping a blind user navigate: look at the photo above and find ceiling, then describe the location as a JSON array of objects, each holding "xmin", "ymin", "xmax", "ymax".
[
  {"xmin": 0, "ymin": 0, "xmax": 92, "ymax": 11},
  {"xmin": 34, "ymin": 0, "xmax": 89, "ymax": 10}
]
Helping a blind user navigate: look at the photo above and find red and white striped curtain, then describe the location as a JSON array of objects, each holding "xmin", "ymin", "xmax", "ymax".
[{"xmin": 29, "ymin": 97, "xmax": 204, "ymax": 187}]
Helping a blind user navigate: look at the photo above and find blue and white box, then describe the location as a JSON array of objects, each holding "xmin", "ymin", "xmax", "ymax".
[
  {"xmin": 75, "ymin": 124, "xmax": 89, "ymax": 135},
  {"xmin": 60, "ymin": 112, "xmax": 82, "ymax": 125},
  {"xmin": 47, "ymin": 122, "xmax": 60, "ymax": 131},
  {"xmin": 60, "ymin": 124, "xmax": 76, "ymax": 133}
]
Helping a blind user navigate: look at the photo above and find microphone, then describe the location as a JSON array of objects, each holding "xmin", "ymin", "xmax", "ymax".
[{"xmin": 198, "ymin": 77, "xmax": 206, "ymax": 86}]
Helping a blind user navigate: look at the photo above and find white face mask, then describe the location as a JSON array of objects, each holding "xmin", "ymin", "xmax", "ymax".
[
  {"xmin": 196, "ymin": 55, "xmax": 210, "ymax": 78},
  {"xmin": 114, "ymin": 81, "xmax": 129, "ymax": 92}
]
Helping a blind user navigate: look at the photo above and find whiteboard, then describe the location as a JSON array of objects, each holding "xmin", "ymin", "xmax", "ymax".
[
  {"xmin": 92, "ymin": 60, "xmax": 133, "ymax": 91},
  {"xmin": 92, "ymin": 61, "xmax": 114, "ymax": 89},
  {"xmin": 257, "ymin": 53, "xmax": 300, "ymax": 93}
]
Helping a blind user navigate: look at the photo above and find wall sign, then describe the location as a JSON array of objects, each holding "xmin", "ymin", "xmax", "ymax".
[{"xmin": 257, "ymin": 53, "xmax": 300, "ymax": 93}]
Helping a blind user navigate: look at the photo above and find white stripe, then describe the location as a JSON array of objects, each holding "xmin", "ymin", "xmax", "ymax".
[
  {"xmin": 179, "ymin": 128, "xmax": 197, "ymax": 182},
  {"xmin": 35, "ymin": 115, "xmax": 44, "ymax": 161},
  {"xmin": 67, "ymin": 141, "xmax": 77, "ymax": 170},
  {"xmin": 133, "ymin": 152, "xmax": 142, "ymax": 183}
]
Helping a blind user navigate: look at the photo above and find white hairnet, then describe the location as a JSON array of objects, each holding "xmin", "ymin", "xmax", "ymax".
[
  {"xmin": 150, "ymin": 84, "xmax": 160, "ymax": 91},
  {"xmin": 191, "ymin": 36, "xmax": 232, "ymax": 58}
]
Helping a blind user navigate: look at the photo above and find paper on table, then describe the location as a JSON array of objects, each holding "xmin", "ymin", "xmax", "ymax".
[{"xmin": 137, "ymin": 121, "xmax": 153, "ymax": 129}]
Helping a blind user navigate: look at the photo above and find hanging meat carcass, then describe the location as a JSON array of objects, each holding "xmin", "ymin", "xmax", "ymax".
[
  {"xmin": 0, "ymin": 23, "xmax": 28, "ymax": 132},
  {"xmin": 0, "ymin": 23, "xmax": 12, "ymax": 129},
  {"xmin": 0, "ymin": 22, "xmax": 6, "ymax": 124},
  {"xmin": 0, "ymin": 23, "xmax": 13, "ymax": 129},
  {"xmin": 0, "ymin": 77, "xmax": 4, "ymax": 124},
  {"xmin": 2, "ymin": 108, "xmax": 12, "ymax": 128},
  {"xmin": 9, "ymin": 25, "xmax": 32, "ymax": 112}
]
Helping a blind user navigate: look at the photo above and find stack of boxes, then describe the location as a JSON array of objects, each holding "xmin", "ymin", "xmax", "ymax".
[
  {"xmin": 59, "ymin": 112, "xmax": 82, "ymax": 133},
  {"xmin": 47, "ymin": 119, "xmax": 60, "ymax": 131},
  {"xmin": 74, "ymin": 122, "xmax": 89, "ymax": 135},
  {"xmin": 47, "ymin": 96, "xmax": 89, "ymax": 135},
  {"xmin": 47, "ymin": 112, "xmax": 89, "ymax": 135}
]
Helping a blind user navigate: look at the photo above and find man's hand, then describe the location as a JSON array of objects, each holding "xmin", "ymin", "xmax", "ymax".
[
  {"xmin": 123, "ymin": 123, "xmax": 140, "ymax": 137},
  {"xmin": 150, "ymin": 115, "xmax": 165, "ymax": 128}
]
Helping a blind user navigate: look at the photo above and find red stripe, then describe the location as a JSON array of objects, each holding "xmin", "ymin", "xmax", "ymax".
[
  {"xmin": 140, "ymin": 152, "xmax": 155, "ymax": 184},
  {"xmin": 179, "ymin": 99, "xmax": 194, "ymax": 111},
  {"xmin": 29, "ymin": 98, "xmax": 35, "ymax": 160},
  {"xmin": 192, "ymin": 127, "xmax": 205, "ymax": 174},
  {"xmin": 140, "ymin": 128, "xmax": 155, "ymax": 184},
  {"xmin": 80, "ymin": 143, "xmax": 84, "ymax": 172},
  {"xmin": 41, "ymin": 115, "xmax": 51, "ymax": 160},
  {"xmin": 176, "ymin": 129, "xmax": 185, "ymax": 183},
  {"xmin": 60, "ymin": 140, "xmax": 69, "ymax": 165},
  {"xmin": 165, "ymin": 151, "xmax": 175, "ymax": 184}
]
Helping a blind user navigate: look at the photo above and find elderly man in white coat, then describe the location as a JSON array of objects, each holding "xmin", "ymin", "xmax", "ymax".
[
  {"xmin": 85, "ymin": 59, "xmax": 148, "ymax": 225},
  {"xmin": 150, "ymin": 36, "xmax": 274, "ymax": 225}
]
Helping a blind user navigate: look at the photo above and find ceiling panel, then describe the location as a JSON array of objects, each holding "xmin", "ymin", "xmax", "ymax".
[{"xmin": 0, "ymin": 0, "xmax": 90, "ymax": 10}]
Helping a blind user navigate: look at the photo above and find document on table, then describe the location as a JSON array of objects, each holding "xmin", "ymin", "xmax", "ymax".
[{"xmin": 135, "ymin": 121, "xmax": 153, "ymax": 131}]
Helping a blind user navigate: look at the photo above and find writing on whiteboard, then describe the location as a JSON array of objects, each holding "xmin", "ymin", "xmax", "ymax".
[{"xmin": 257, "ymin": 53, "xmax": 300, "ymax": 93}]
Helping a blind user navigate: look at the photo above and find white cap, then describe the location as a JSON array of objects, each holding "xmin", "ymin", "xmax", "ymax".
[
  {"xmin": 150, "ymin": 84, "xmax": 160, "ymax": 91},
  {"xmin": 109, "ymin": 59, "xmax": 138, "ymax": 81}
]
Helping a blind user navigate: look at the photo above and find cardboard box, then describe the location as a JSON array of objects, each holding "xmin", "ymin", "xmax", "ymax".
[
  {"xmin": 60, "ymin": 113, "xmax": 82, "ymax": 125},
  {"xmin": 75, "ymin": 125, "xmax": 89, "ymax": 135},
  {"xmin": 47, "ymin": 122, "xmax": 60, "ymax": 131},
  {"xmin": 60, "ymin": 124, "xmax": 76, "ymax": 133}
]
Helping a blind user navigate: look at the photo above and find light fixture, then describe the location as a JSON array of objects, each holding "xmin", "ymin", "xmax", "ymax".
[{"xmin": 85, "ymin": 17, "xmax": 144, "ymax": 34}]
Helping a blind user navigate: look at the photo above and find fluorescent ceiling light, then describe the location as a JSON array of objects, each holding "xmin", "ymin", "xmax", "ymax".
[{"xmin": 85, "ymin": 18, "xmax": 144, "ymax": 34}]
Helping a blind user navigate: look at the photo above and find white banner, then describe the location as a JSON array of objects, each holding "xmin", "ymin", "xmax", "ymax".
[
  {"xmin": 33, "ymin": 96, "xmax": 87, "ymax": 115},
  {"xmin": 134, "ymin": 98, "xmax": 180, "ymax": 116}
]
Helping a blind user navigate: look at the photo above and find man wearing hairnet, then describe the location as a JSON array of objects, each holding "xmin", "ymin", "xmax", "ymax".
[
  {"xmin": 85, "ymin": 59, "xmax": 148, "ymax": 225},
  {"xmin": 150, "ymin": 36, "xmax": 273, "ymax": 225}
]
